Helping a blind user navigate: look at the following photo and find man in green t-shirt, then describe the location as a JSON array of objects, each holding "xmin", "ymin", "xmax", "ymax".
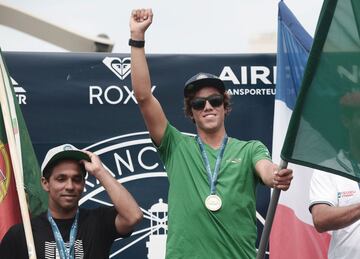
[{"xmin": 129, "ymin": 8, "xmax": 293, "ymax": 259}]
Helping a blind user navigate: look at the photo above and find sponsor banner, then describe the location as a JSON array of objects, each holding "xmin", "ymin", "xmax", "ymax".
[{"xmin": 4, "ymin": 52, "xmax": 275, "ymax": 258}]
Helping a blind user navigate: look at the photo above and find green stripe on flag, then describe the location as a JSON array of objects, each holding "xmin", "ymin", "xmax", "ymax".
[{"xmin": 282, "ymin": 0, "xmax": 360, "ymax": 181}]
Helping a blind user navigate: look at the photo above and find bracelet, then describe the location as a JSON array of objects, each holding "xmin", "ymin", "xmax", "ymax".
[{"xmin": 128, "ymin": 38, "xmax": 145, "ymax": 48}]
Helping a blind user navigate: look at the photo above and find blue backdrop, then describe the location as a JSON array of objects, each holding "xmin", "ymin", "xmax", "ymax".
[{"xmin": 4, "ymin": 52, "xmax": 276, "ymax": 258}]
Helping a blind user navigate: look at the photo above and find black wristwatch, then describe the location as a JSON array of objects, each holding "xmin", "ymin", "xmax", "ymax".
[{"xmin": 128, "ymin": 39, "xmax": 145, "ymax": 48}]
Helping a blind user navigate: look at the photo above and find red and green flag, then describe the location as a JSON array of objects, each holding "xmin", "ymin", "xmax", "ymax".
[
  {"xmin": 282, "ymin": 0, "xmax": 360, "ymax": 181},
  {"xmin": 0, "ymin": 49, "xmax": 47, "ymax": 240},
  {"xmin": 0, "ymin": 122, "xmax": 21, "ymax": 240}
]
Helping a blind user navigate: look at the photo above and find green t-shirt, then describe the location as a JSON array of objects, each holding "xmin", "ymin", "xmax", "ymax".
[{"xmin": 157, "ymin": 123, "xmax": 271, "ymax": 259}]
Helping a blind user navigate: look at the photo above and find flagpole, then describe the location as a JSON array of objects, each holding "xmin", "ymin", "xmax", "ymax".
[
  {"xmin": 0, "ymin": 54, "xmax": 37, "ymax": 259},
  {"xmin": 256, "ymin": 159, "xmax": 288, "ymax": 259}
]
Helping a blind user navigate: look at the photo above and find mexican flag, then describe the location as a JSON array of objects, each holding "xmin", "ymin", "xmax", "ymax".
[
  {"xmin": 282, "ymin": 0, "xmax": 360, "ymax": 181},
  {"xmin": 0, "ymin": 49, "xmax": 47, "ymax": 241}
]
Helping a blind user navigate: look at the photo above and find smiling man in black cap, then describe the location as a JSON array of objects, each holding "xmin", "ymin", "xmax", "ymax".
[
  {"xmin": 0, "ymin": 144, "xmax": 143, "ymax": 259},
  {"xmin": 129, "ymin": 8, "xmax": 293, "ymax": 259}
]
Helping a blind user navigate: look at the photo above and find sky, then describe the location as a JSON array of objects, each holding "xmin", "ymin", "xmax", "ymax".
[{"xmin": 0, "ymin": 0, "xmax": 323, "ymax": 54}]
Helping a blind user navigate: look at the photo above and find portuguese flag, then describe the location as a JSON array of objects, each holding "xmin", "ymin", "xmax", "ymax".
[
  {"xmin": 0, "ymin": 49, "xmax": 47, "ymax": 241},
  {"xmin": 0, "ymin": 118, "xmax": 21, "ymax": 240}
]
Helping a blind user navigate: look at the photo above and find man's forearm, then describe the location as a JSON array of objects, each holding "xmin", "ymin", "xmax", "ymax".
[
  {"xmin": 130, "ymin": 44, "xmax": 152, "ymax": 103},
  {"xmin": 130, "ymin": 10, "xmax": 153, "ymax": 104},
  {"xmin": 312, "ymin": 203, "xmax": 360, "ymax": 232},
  {"xmin": 96, "ymin": 169, "xmax": 143, "ymax": 233}
]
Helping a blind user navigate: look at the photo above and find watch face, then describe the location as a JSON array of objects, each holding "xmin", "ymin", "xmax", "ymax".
[{"xmin": 79, "ymin": 132, "xmax": 169, "ymax": 258}]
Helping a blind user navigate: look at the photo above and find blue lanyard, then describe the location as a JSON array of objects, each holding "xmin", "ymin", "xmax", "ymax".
[
  {"xmin": 196, "ymin": 135, "xmax": 228, "ymax": 194},
  {"xmin": 47, "ymin": 209, "xmax": 79, "ymax": 259}
]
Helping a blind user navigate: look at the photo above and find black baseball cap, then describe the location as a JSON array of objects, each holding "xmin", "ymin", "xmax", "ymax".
[{"xmin": 184, "ymin": 72, "xmax": 225, "ymax": 97}]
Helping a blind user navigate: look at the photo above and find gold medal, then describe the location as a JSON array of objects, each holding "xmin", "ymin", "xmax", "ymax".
[{"xmin": 205, "ymin": 194, "xmax": 222, "ymax": 211}]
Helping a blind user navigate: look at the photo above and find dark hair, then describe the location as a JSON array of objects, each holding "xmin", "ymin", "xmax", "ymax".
[
  {"xmin": 43, "ymin": 159, "xmax": 86, "ymax": 180},
  {"xmin": 183, "ymin": 88, "xmax": 232, "ymax": 122}
]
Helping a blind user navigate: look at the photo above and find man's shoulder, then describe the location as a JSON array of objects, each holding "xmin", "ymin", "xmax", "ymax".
[
  {"xmin": 0, "ymin": 222, "xmax": 27, "ymax": 259},
  {"xmin": 229, "ymin": 137, "xmax": 265, "ymax": 148},
  {"xmin": 160, "ymin": 122, "xmax": 195, "ymax": 148},
  {"xmin": 1, "ymin": 219, "xmax": 31, "ymax": 244},
  {"xmin": 4, "ymin": 211, "xmax": 47, "ymax": 235},
  {"xmin": 313, "ymin": 168, "xmax": 356, "ymax": 184},
  {"xmin": 167, "ymin": 123, "xmax": 193, "ymax": 139},
  {"xmin": 4, "ymin": 222, "xmax": 24, "ymax": 237}
]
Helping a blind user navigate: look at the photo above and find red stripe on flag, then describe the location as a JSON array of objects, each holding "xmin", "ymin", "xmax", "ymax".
[
  {"xmin": 0, "ymin": 144, "xmax": 21, "ymax": 240},
  {"xmin": 270, "ymin": 204, "xmax": 330, "ymax": 259}
]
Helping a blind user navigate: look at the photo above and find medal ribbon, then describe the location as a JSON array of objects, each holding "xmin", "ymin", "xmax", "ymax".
[
  {"xmin": 196, "ymin": 135, "xmax": 228, "ymax": 194},
  {"xmin": 47, "ymin": 209, "xmax": 79, "ymax": 259}
]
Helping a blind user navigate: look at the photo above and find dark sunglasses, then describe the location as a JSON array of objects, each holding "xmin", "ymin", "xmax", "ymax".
[{"xmin": 190, "ymin": 95, "xmax": 224, "ymax": 110}]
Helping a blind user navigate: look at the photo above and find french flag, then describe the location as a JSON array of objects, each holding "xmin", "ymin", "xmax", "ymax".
[{"xmin": 269, "ymin": 2, "xmax": 330, "ymax": 258}]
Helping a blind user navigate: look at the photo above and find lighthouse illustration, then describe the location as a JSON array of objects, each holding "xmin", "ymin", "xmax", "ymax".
[{"xmin": 146, "ymin": 199, "xmax": 168, "ymax": 259}]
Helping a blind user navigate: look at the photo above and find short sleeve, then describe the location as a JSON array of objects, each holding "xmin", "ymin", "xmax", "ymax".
[
  {"xmin": 251, "ymin": 141, "xmax": 272, "ymax": 166},
  {"xmin": 95, "ymin": 206, "xmax": 132, "ymax": 239},
  {"xmin": 156, "ymin": 123, "xmax": 184, "ymax": 164},
  {"xmin": 309, "ymin": 170, "xmax": 338, "ymax": 211}
]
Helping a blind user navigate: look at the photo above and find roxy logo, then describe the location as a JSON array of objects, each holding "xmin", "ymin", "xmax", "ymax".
[
  {"xmin": 90, "ymin": 56, "xmax": 157, "ymax": 105},
  {"xmin": 103, "ymin": 57, "xmax": 131, "ymax": 80},
  {"xmin": 89, "ymin": 85, "xmax": 156, "ymax": 105}
]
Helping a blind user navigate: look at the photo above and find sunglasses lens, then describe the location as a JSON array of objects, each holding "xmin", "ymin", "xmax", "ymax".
[
  {"xmin": 191, "ymin": 95, "xmax": 224, "ymax": 110},
  {"xmin": 191, "ymin": 98, "xmax": 206, "ymax": 110},
  {"xmin": 208, "ymin": 95, "xmax": 224, "ymax": 107}
]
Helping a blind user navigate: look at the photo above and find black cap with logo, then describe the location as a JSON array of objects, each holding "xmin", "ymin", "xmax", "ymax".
[{"xmin": 184, "ymin": 72, "xmax": 225, "ymax": 97}]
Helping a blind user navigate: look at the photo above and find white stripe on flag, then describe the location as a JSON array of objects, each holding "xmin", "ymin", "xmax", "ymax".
[{"xmin": 272, "ymin": 100, "xmax": 314, "ymax": 224}]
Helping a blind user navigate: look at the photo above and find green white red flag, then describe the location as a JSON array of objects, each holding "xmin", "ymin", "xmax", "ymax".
[{"xmin": 0, "ymin": 49, "xmax": 47, "ymax": 241}]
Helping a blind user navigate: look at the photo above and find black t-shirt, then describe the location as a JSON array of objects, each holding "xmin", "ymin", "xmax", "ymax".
[{"xmin": 0, "ymin": 206, "xmax": 130, "ymax": 259}]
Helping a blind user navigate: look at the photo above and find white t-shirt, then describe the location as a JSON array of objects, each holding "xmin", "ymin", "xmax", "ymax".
[{"xmin": 309, "ymin": 170, "xmax": 360, "ymax": 259}]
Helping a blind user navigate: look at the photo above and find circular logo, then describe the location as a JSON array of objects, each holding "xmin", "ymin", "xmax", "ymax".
[
  {"xmin": 79, "ymin": 132, "xmax": 169, "ymax": 258},
  {"xmin": 0, "ymin": 141, "xmax": 12, "ymax": 202}
]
